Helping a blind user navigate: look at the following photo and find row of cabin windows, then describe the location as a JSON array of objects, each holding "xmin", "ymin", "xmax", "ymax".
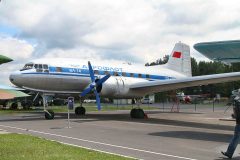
[
  {"xmin": 93, "ymin": 70, "xmax": 149, "ymax": 78},
  {"xmin": 55, "ymin": 67, "xmax": 150, "ymax": 79}
]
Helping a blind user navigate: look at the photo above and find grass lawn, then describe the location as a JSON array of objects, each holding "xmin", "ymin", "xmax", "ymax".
[{"xmin": 0, "ymin": 133, "xmax": 133, "ymax": 160}]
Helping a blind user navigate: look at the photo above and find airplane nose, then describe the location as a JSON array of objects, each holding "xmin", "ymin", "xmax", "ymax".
[
  {"xmin": 9, "ymin": 74, "xmax": 14, "ymax": 82},
  {"xmin": 9, "ymin": 71, "xmax": 21, "ymax": 86}
]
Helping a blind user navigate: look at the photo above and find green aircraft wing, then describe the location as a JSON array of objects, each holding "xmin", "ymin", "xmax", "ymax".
[{"xmin": 0, "ymin": 55, "xmax": 13, "ymax": 64}]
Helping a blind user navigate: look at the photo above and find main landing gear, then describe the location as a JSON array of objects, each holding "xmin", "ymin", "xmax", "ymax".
[
  {"xmin": 75, "ymin": 107, "xmax": 86, "ymax": 115},
  {"xmin": 130, "ymin": 99, "xmax": 146, "ymax": 119},
  {"xmin": 75, "ymin": 98, "xmax": 86, "ymax": 116},
  {"xmin": 130, "ymin": 108, "xmax": 145, "ymax": 119}
]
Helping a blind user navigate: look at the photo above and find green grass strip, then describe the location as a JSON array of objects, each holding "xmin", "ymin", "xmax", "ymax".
[{"xmin": 0, "ymin": 133, "xmax": 133, "ymax": 160}]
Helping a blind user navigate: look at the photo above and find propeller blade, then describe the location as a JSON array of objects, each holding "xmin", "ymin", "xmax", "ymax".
[
  {"xmin": 80, "ymin": 86, "xmax": 93, "ymax": 97},
  {"xmin": 94, "ymin": 90, "xmax": 101, "ymax": 110},
  {"xmin": 88, "ymin": 61, "xmax": 95, "ymax": 82},
  {"xmin": 96, "ymin": 74, "xmax": 111, "ymax": 86},
  {"xmin": 81, "ymin": 61, "xmax": 110, "ymax": 111}
]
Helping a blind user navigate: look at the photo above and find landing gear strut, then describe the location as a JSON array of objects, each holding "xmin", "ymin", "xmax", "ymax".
[
  {"xmin": 130, "ymin": 108, "xmax": 145, "ymax": 119},
  {"xmin": 42, "ymin": 94, "xmax": 55, "ymax": 120},
  {"xmin": 45, "ymin": 109, "xmax": 54, "ymax": 119}
]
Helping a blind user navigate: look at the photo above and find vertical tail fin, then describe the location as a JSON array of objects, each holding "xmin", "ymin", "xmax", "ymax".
[{"xmin": 166, "ymin": 42, "xmax": 192, "ymax": 77}]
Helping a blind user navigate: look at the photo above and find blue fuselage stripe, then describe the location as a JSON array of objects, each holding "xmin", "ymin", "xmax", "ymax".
[{"xmin": 23, "ymin": 66, "xmax": 176, "ymax": 81}]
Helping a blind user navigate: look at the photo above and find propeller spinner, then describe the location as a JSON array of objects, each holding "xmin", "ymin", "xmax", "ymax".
[{"xmin": 80, "ymin": 61, "xmax": 110, "ymax": 110}]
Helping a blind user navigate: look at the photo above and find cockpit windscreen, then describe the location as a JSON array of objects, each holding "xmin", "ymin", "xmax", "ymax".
[{"xmin": 20, "ymin": 63, "xmax": 34, "ymax": 71}]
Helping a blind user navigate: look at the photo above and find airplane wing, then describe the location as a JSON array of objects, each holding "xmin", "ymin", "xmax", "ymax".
[
  {"xmin": 194, "ymin": 40, "xmax": 240, "ymax": 64},
  {"xmin": 130, "ymin": 72, "xmax": 240, "ymax": 94},
  {"xmin": 0, "ymin": 55, "xmax": 13, "ymax": 65},
  {"xmin": 0, "ymin": 90, "xmax": 15, "ymax": 100},
  {"xmin": 0, "ymin": 89, "xmax": 30, "ymax": 100},
  {"xmin": 0, "ymin": 85, "xmax": 30, "ymax": 100}
]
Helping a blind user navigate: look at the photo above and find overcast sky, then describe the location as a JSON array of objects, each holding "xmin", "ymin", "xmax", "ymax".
[{"xmin": 0, "ymin": 0, "xmax": 240, "ymax": 85}]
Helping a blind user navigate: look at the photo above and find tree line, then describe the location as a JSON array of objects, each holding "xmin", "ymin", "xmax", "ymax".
[{"xmin": 145, "ymin": 56, "xmax": 240, "ymax": 102}]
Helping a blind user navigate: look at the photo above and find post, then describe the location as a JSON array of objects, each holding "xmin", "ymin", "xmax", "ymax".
[
  {"xmin": 213, "ymin": 98, "xmax": 215, "ymax": 112},
  {"xmin": 68, "ymin": 108, "xmax": 70, "ymax": 128},
  {"xmin": 162, "ymin": 100, "xmax": 164, "ymax": 112},
  {"xmin": 194, "ymin": 98, "xmax": 197, "ymax": 112},
  {"xmin": 67, "ymin": 97, "xmax": 74, "ymax": 128}
]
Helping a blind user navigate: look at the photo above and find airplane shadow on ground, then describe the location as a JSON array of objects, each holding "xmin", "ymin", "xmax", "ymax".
[
  {"xmin": 149, "ymin": 131, "xmax": 232, "ymax": 143},
  {"xmin": 70, "ymin": 112, "xmax": 235, "ymax": 132},
  {"xmin": 0, "ymin": 110, "xmax": 235, "ymax": 132}
]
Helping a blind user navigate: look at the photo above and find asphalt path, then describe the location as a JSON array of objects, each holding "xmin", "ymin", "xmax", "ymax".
[{"xmin": 0, "ymin": 104, "xmax": 239, "ymax": 160}]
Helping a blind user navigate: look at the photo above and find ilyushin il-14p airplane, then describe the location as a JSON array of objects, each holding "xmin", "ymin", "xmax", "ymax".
[{"xmin": 9, "ymin": 42, "xmax": 240, "ymax": 119}]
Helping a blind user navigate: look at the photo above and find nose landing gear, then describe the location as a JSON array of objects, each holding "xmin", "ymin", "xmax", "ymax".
[{"xmin": 45, "ymin": 109, "xmax": 54, "ymax": 120}]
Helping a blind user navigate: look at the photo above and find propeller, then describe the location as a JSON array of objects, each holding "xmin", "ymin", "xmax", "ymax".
[{"xmin": 80, "ymin": 61, "xmax": 110, "ymax": 110}]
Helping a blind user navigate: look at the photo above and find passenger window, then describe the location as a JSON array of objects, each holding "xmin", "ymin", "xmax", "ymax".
[
  {"xmin": 94, "ymin": 70, "xmax": 99, "ymax": 75},
  {"xmin": 114, "ymin": 72, "xmax": 119, "ymax": 76},
  {"xmin": 146, "ymin": 74, "xmax": 150, "ymax": 79},
  {"xmin": 130, "ymin": 73, "xmax": 134, "ymax": 77},
  {"xmin": 138, "ymin": 74, "xmax": 142, "ymax": 78},
  {"xmin": 44, "ymin": 70, "xmax": 49, "ymax": 73},
  {"xmin": 122, "ymin": 72, "xmax": 126, "ymax": 77},
  {"xmin": 104, "ymin": 71, "xmax": 109, "ymax": 75},
  {"xmin": 56, "ymin": 67, "xmax": 62, "ymax": 72}
]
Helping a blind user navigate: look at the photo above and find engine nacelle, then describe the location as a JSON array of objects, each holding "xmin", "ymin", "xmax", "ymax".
[{"xmin": 100, "ymin": 77, "xmax": 130, "ymax": 98}]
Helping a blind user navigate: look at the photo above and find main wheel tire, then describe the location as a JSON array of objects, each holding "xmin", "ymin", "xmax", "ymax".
[
  {"xmin": 45, "ymin": 109, "xmax": 54, "ymax": 120},
  {"xmin": 75, "ymin": 107, "xmax": 86, "ymax": 115},
  {"xmin": 136, "ymin": 109, "xmax": 144, "ymax": 119},
  {"xmin": 130, "ymin": 108, "xmax": 137, "ymax": 118}
]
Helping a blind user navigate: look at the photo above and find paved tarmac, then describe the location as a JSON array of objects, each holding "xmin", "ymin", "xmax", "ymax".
[{"xmin": 0, "ymin": 103, "xmax": 239, "ymax": 160}]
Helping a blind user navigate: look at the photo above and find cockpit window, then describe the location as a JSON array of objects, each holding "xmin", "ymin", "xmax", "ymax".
[
  {"xmin": 43, "ymin": 64, "xmax": 48, "ymax": 69},
  {"xmin": 39, "ymin": 64, "xmax": 43, "ymax": 69},
  {"xmin": 33, "ymin": 64, "xmax": 49, "ymax": 73},
  {"xmin": 20, "ymin": 63, "xmax": 34, "ymax": 71},
  {"xmin": 34, "ymin": 64, "xmax": 38, "ymax": 69}
]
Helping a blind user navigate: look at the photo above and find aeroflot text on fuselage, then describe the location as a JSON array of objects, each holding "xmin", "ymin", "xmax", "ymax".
[{"xmin": 69, "ymin": 64, "xmax": 123, "ymax": 72}]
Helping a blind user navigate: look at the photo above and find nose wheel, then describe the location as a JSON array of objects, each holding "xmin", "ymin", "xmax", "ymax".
[
  {"xmin": 42, "ymin": 94, "xmax": 55, "ymax": 120},
  {"xmin": 45, "ymin": 109, "xmax": 54, "ymax": 120}
]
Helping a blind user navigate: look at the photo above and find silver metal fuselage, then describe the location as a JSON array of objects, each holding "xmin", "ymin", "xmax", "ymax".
[{"xmin": 9, "ymin": 58, "xmax": 185, "ymax": 98}]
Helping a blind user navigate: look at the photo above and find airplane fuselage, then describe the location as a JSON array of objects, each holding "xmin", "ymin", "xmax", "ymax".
[{"xmin": 10, "ymin": 58, "xmax": 186, "ymax": 98}]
